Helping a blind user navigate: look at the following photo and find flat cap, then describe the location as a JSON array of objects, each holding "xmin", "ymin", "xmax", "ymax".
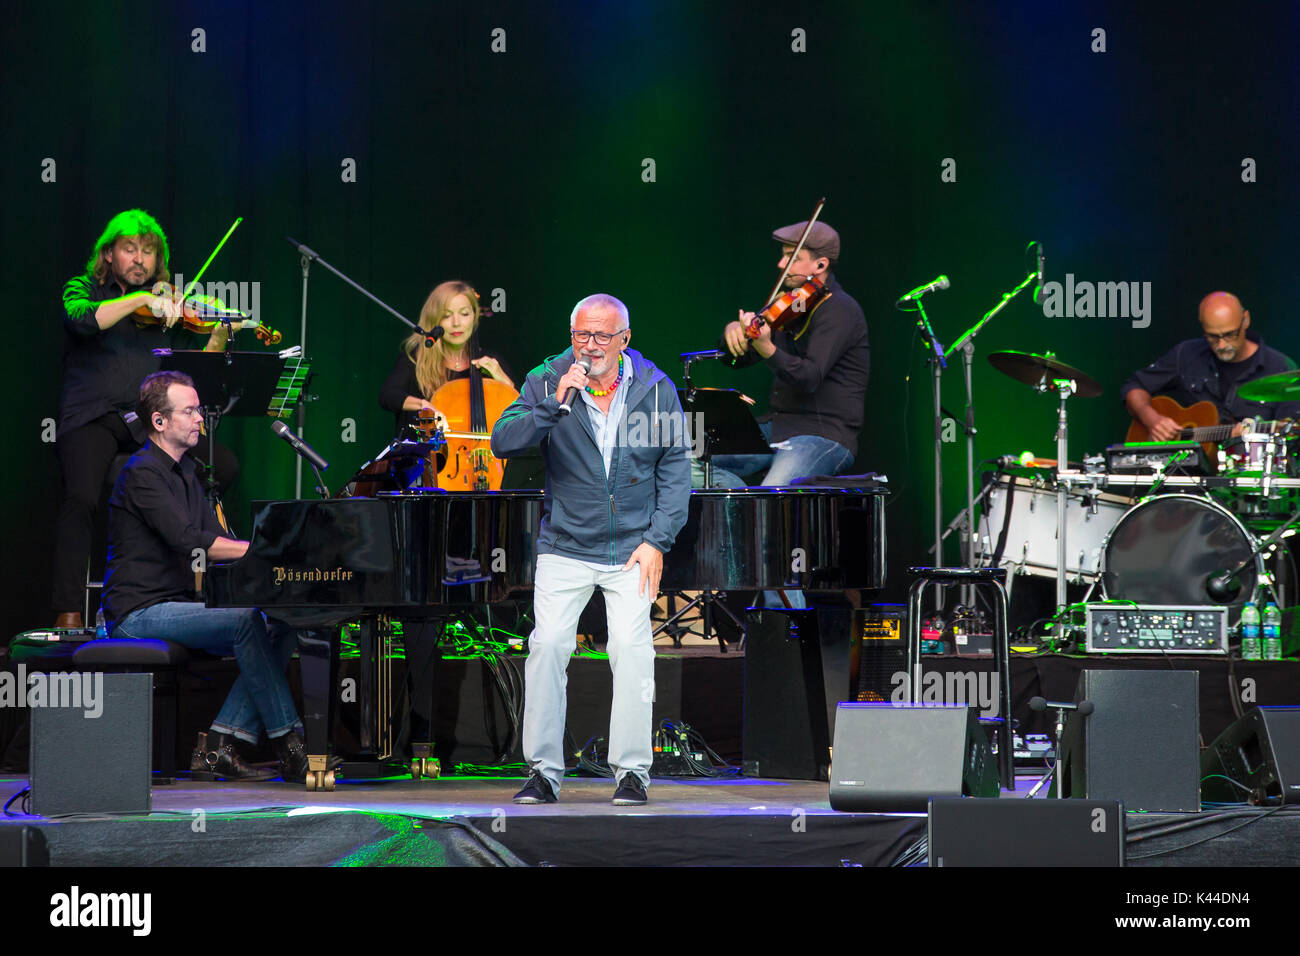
[{"xmin": 772, "ymin": 220, "xmax": 840, "ymax": 262}]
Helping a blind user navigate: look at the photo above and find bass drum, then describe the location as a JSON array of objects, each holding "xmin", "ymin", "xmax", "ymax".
[{"xmin": 1101, "ymin": 494, "xmax": 1260, "ymax": 612}]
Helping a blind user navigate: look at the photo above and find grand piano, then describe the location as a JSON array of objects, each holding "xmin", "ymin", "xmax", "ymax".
[{"xmin": 206, "ymin": 486, "xmax": 886, "ymax": 789}]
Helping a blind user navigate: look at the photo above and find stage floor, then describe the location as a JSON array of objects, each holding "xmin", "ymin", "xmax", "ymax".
[{"xmin": 6, "ymin": 770, "xmax": 1299, "ymax": 867}]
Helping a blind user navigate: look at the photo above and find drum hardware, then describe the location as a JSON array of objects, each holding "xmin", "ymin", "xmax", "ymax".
[{"xmin": 1205, "ymin": 507, "xmax": 1300, "ymax": 604}]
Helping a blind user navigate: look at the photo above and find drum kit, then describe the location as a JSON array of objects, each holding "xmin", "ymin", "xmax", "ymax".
[{"xmin": 974, "ymin": 354, "xmax": 1300, "ymax": 639}]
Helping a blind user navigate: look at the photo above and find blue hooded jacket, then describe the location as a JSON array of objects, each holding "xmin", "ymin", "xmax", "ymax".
[{"xmin": 491, "ymin": 347, "xmax": 691, "ymax": 565}]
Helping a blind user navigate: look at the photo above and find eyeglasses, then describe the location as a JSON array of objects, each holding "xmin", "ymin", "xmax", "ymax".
[
  {"xmin": 1204, "ymin": 323, "xmax": 1245, "ymax": 344},
  {"xmin": 571, "ymin": 328, "xmax": 627, "ymax": 346},
  {"xmin": 164, "ymin": 406, "xmax": 204, "ymax": 419}
]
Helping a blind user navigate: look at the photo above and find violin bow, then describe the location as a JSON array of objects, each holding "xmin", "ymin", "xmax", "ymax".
[
  {"xmin": 177, "ymin": 217, "xmax": 245, "ymax": 308},
  {"xmin": 758, "ymin": 197, "xmax": 826, "ymax": 312}
]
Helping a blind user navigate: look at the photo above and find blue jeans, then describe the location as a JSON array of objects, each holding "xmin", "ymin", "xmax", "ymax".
[
  {"xmin": 699, "ymin": 422, "xmax": 855, "ymax": 489},
  {"xmin": 115, "ymin": 602, "xmax": 301, "ymax": 743},
  {"xmin": 695, "ymin": 422, "xmax": 855, "ymax": 608}
]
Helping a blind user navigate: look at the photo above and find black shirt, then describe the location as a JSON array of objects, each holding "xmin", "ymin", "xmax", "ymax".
[
  {"xmin": 1120, "ymin": 332, "xmax": 1300, "ymax": 423},
  {"xmin": 728, "ymin": 275, "xmax": 870, "ymax": 456},
  {"xmin": 59, "ymin": 275, "xmax": 196, "ymax": 433},
  {"xmin": 103, "ymin": 439, "xmax": 226, "ymax": 630}
]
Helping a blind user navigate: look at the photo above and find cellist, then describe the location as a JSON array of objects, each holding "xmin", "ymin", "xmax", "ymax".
[{"xmin": 378, "ymin": 280, "xmax": 516, "ymax": 486}]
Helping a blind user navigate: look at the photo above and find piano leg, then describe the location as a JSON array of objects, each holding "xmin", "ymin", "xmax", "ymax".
[
  {"xmin": 404, "ymin": 619, "xmax": 443, "ymax": 781},
  {"xmin": 299, "ymin": 628, "xmax": 338, "ymax": 792}
]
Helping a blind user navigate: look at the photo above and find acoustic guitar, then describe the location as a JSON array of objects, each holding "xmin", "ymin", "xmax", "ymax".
[{"xmin": 1125, "ymin": 395, "xmax": 1291, "ymax": 459}]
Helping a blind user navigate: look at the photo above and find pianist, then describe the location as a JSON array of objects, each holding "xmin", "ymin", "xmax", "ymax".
[
  {"xmin": 492, "ymin": 294, "xmax": 691, "ymax": 806},
  {"xmin": 103, "ymin": 371, "xmax": 310, "ymax": 783}
]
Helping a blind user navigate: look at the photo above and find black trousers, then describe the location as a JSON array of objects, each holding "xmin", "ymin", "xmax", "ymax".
[{"xmin": 51, "ymin": 412, "xmax": 239, "ymax": 615}]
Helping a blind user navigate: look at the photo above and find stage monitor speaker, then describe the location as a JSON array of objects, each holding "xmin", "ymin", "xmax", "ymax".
[
  {"xmin": 30, "ymin": 672, "xmax": 151, "ymax": 816},
  {"xmin": 0, "ymin": 826, "xmax": 49, "ymax": 866},
  {"xmin": 1201, "ymin": 706, "xmax": 1300, "ymax": 805},
  {"xmin": 743, "ymin": 607, "xmax": 855, "ymax": 780},
  {"xmin": 829, "ymin": 703, "xmax": 1000, "ymax": 811},
  {"xmin": 1056, "ymin": 669, "xmax": 1200, "ymax": 811},
  {"xmin": 928, "ymin": 797, "xmax": 1125, "ymax": 866}
]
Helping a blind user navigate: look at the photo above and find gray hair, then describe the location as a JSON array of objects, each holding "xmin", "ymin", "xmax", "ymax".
[{"xmin": 569, "ymin": 293, "xmax": 630, "ymax": 329}]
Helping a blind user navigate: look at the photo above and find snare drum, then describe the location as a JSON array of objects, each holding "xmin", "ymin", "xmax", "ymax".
[{"xmin": 977, "ymin": 474, "xmax": 1130, "ymax": 581}]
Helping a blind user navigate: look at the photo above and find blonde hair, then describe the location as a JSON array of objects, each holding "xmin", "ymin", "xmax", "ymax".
[{"xmin": 402, "ymin": 280, "xmax": 480, "ymax": 399}]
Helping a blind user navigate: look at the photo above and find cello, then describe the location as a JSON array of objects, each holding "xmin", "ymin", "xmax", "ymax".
[{"xmin": 420, "ymin": 327, "xmax": 518, "ymax": 490}]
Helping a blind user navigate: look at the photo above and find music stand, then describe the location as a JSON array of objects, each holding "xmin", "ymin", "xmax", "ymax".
[
  {"xmin": 676, "ymin": 387, "xmax": 771, "ymax": 486},
  {"xmin": 658, "ymin": 387, "xmax": 772, "ymax": 651},
  {"xmin": 159, "ymin": 350, "xmax": 290, "ymax": 518}
]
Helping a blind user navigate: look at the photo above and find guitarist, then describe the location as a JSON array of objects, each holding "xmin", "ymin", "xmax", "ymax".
[{"xmin": 1122, "ymin": 291, "xmax": 1300, "ymax": 441}]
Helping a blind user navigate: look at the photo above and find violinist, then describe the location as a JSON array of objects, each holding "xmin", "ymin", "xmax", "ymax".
[
  {"xmin": 51, "ymin": 209, "xmax": 239, "ymax": 629},
  {"xmin": 714, "ymin": 219, "xmax": 869, "ymax": 487},
  {"xmin": 379, "ymin": 280, "xmax": 514, "ymax": 436}
]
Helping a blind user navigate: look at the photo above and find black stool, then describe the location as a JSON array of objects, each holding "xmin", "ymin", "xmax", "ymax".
[
  {"xmin": 72, "ymin": 638, "xmax": 190, "ymax": 783},
  {"xmin": 906, "ymin": 566, "xmax": 1014, "ymax": 789}
]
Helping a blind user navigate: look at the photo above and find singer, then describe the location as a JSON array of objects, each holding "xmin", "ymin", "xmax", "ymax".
[
  {"xmin": 714, "ymin": 219, "xmax": 869, "ymax": 488},
  {"xmin": 491, "ymin": 293, "xmax": 691, "ymax": 806},
  {"xmin": 103, "ymin": 371, "xmax": 313, "ymax": 783}
]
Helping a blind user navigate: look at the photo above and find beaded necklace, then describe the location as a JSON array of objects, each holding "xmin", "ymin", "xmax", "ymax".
[{"xmin": 584, "ymin": 354, "xmax": 624, "ymax": 397}]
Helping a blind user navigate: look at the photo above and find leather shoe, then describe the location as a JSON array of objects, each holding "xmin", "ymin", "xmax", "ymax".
[
  {"xmin": 273, "ymin": 730, "xmax": 310, "ymax": 784},
  {"xmin": 55, "ymin": 612, "xmax": 83, "ymax": 629},
  {"xmin": 190, "ymin": 731, "xmax": 275, "ymax": 781}
]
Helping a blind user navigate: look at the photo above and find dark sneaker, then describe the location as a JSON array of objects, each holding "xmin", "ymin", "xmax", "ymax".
[
  {"xmin": 513, "ymin": 771, "xmax": 558, "ymax": 804},
  {"xmin": 612, "ymin": 774, "xmax": 648, "ymax": 806}
]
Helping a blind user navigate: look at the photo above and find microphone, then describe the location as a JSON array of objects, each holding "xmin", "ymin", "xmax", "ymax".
[
  {"xmin": 1206, "ymin": 569, "xmax": 1243, "ymax": 603},
  {"xmin": 271, "ymin": 420, "xmax": 329, "ymax": 470},
  {"xmin": 896, "ymin": 275, "xmax": 950, "ymax": 303},
  {"xmin": 423, "ymin": 325, "xmax": 445, "ymax": 348},
  {"xmin": 558, "ymin": 358, "xmax": 592, "ymax": 416},
  {"xmin": 1033, "ymin": 242, "xmax": 1046, "ymax": 305},
  {"xmin": 1029, "ymin": 696, "xmax": 1094, "ymax": 715}
]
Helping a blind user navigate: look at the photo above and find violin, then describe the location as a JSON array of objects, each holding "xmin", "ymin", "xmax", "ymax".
[
  {"xmin": 134, "ymin": 282, "xmax": 283, "ymax": 346},
  {"xmin": 726, "ymin": 197, "xmax": 831, "ymax": 366},
  {"xmin": 740, "ymin": 275, "xmax": 831, "ymax": 339}
]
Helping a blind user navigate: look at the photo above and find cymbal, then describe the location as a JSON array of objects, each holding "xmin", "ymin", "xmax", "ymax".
[
  {"xmin": 987, "ymin": 350, "xmax": 1103, "ymax": 398},
  {"xmin": 1238, "ymin": 368, "xmax": 1300, "ymax": 403}
]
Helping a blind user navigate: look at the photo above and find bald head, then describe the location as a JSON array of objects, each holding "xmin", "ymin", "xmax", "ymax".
[{"xmin": 1198, "ymin": 291, "xmax": 1252, "ymax": 362}]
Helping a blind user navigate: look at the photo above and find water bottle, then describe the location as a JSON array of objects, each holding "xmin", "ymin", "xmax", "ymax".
[
  {"xmin": 1241, "ymin": 603, "xmax": 1261, "ymax": 661},
  {"xmin": 1264, "ymin": 602, "xmax": 1283, "ymax": 661}
]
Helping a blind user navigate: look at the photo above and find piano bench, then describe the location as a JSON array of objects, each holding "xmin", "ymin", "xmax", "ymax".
[
  {"xmin": 71, "ymin": 639, "xmax": 193, "ymax": 783},
  {"xmin": 905, "ymin": 567, "xmax": 1013, "ymax": 791}
]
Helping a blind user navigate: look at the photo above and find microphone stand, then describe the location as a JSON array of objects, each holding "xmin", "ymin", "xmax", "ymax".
[
  {"xmin": 1026, "ymin": 697, "xmax": 1094, "ymax": 798},
  {"xmin": 286, "ymin": 237, "xmax": 429, "ymax": 498},
  {"xmin": 901, "ymin": 293, "xmax": 947, "ymax": 603},
  {"xmin": 943, "ymin": 268, "xmax": 1037, "ymax": 606}
]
